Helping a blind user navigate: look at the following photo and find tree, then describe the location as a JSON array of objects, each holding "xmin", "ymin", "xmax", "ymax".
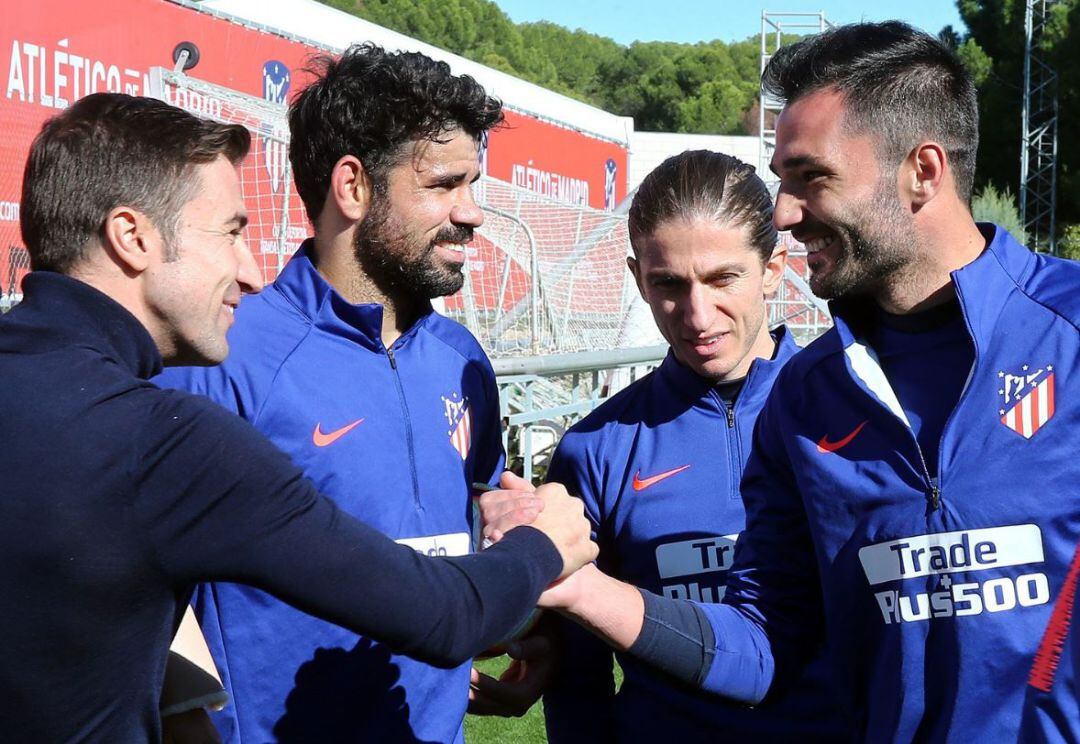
[
  {"xmin": 336, "ymin": 0, "xmax": 766, "ymax": 134},
  {"xmin": 959, "ymin": 0, "xmax": 1079, "ymax": 232},
  {"xmin": 1058, "ymin": 224, "xmax": 1080, "ymax": 260},
  {"xmin": 971, "ymin": 183, "xmax": 1026, "ymax": 243}
]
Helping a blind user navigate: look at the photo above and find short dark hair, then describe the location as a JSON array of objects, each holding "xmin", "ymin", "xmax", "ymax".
[
  {"xmin": 288, "ymin": 43, "xmax": 504, "ymax": 223},
  {"xmin": 21, "ymin": 93, "xmax": 250, "ymax": 273},
  {"xmin": 628, "ymin": 150, "xmax": 778, "ymax": 262},
  {"xmin": 762, "ymin": 21, "xmax": 979, "ymax": 203}
]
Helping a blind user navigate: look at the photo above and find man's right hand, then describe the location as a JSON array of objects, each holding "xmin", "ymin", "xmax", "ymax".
[{"xmin": 525, "ymin": 482, "xmax": 597, "ymax": 579}]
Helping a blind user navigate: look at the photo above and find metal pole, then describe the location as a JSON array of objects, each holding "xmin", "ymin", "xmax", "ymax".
[{"xmin": 1019, "ymin": 0, "xmax": 1034, "ymax": 224}]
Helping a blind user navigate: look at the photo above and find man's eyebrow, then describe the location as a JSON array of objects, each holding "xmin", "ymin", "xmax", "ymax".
[
  {"xmin": 775, "ymin": 154, "xmax": 831, "ymax": 173},
  {"xmin": 644, "ymin": 269, "xmax": 684, "ymax": 282},
  {"xmin": 430, "ymin": 171, "xmax": 470, "ymax": 186}
]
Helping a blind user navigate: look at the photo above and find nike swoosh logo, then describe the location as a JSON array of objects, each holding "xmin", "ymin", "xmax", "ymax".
[
  {"xmin": 632, "ymin": 465, "xmax": 691, "ymax": 491},
  {"xmin": 816, "ymin": 420, "xmax": 868, "ymax": 454},
  {"xmin": 312, "ymin": 419, "xmax": 365, "ymax": 447}
]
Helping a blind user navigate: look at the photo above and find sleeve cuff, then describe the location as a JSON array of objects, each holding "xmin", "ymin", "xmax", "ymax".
[
  {"xmin": 626, "ymin": 589, "xmax": 714, "ymax": 686},
  {"xmin": 498, "ymin": 525, "xmax": 563, "ymax": 585}
]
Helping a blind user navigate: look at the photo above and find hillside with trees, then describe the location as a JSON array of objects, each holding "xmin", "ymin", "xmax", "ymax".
[{"xmin": 322, "ymin": 0, "xmax": 764, "ymax": 134}]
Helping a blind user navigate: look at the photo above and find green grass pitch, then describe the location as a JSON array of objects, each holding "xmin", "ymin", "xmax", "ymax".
[{"xmin": 464, "ymin": 656, "xmax": 624, "ymax": 743}]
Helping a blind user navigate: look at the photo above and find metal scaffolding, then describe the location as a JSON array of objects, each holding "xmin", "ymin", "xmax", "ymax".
[
  {"xmin": 758, "ymin": 11, "xmax": 832, "ymax": 195},
  {"xmin": 1019, "ymin": 0, "xmax": 1060, "ymax": 253}
]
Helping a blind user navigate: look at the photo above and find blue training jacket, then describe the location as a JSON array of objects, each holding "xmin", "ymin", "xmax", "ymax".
[
  {"xmin": 707, "ymin": 225, "xmax": 1080, "ymax": 742},
  {"xmin": 157, "ymin": 242, "xmax": 504, "ymax": 744},
  {"xmin": 544, "ymin": 328, "xmax": 849, "ymax": 742}
]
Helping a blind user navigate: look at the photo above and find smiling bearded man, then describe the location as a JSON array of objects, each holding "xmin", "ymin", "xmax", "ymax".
[{"xmin": 157, "ymin": 44, "xmax": 509, "ymax": 744}]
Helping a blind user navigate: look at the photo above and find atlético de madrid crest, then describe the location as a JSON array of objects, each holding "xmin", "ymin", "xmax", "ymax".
[
  {"xmin": 442, "ymin": 392, "xmax": 472, "ymax": 460},
  {"xmin": 998, "ymin": 364, "xmax": 1055, "ymax": 439}
]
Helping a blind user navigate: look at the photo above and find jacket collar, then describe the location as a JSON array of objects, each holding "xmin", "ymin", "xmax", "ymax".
[
  {"xmin": 8, "ymin": 271, "xmax": 162, "ymax": 379},
  {"xmin": 271, "ymin": 240, "xmax": 435, "ymax": 351},
  {"xmin": 828, "ymin": 223, "xmax": 1030, "ymax": 352},
  {"xmin": 825, "ymin": 224, "xmax": 1030, "ymax": 424},
  {"xmin": 657, "ymin": 325, "xmax": 799, "ymax": 407}
]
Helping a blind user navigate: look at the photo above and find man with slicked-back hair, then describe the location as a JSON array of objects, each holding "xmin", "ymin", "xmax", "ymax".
[{"xmin": 533, "ymin": 151, "xmax": 848, "ymax": 743}]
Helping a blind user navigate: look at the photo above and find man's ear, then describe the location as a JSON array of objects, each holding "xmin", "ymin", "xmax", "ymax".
[
  {"xmin": 102, "ymin": 206, "xmax": 157, "ymax": 274},
  {"xmin": 904, "ymin": 141, "xmax": 947, "ymax": 208},
  {"xmin": 326, "ymin": 154, "xmax": 372, "ymax": 224},
  {"xmin": 762, "ymin": 242, "xmax": 788, "ymax": 297},
  {"xmin": 627, "ymin": 255, "xmax": 646, "ymax": 301}
]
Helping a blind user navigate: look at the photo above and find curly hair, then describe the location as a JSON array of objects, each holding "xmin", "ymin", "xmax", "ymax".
[
  {"xmin": 762, "ymin": 21, "xmax": 978, "ymax": 204},
  {"xmin": 628, "ymin": 150, "xmax": 778, "ymax": 263},
  {"xmin": 288, "ymin": 43, "xmax": 504, "ymax": 223}
]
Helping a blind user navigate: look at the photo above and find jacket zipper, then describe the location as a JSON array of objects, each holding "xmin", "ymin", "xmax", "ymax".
[
  {"xmin": 717, "ymin": 361, "xmax": 757, "ymax": 501},
  {"xmin": 912, "ymin": 441, "xmax": 940, "ymax": 511},
  {"xmin": 929, "ymin": 282, "xmax": 978, "ymax": 512},
  {"xmin": 387, "ymin": 346, "xmax": 422, "ymax": 510},
  {"xmin": 844, "ymin": 364, "xmax": 940, "ymax": 511}
]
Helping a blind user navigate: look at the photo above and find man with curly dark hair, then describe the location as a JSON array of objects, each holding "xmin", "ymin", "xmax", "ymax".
[{"xmin": 158, "ymin": 44, "xmax": 512, "ymax": 743}]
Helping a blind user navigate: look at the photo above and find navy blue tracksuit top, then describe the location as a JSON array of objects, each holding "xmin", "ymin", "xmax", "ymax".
[{"xmin": 0, "ymin": 272, "xmax": 561, "ymax": 742}]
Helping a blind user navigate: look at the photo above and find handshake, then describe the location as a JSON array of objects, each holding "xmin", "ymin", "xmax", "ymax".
[{"xmin": 478, "ymin": 471, "xmax": 597, "ymax": 586}]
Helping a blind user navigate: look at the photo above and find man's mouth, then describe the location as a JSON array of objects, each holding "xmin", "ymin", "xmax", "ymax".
[
  {"xmin": 222, "ymin": 294, "xmax": 240, "ymax": 319},
  {"xmin": 687, "ymin": 333, "xmax": 729, "ymax": 356},
  {"xmin": 803, "ymin": 235, "xmax": 835, "ymax": 254}
]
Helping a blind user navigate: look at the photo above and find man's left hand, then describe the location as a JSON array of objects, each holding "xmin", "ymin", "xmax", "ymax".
[{"xmin": 467, "ymin": 632, "xmax": 555, "ymax": 717}]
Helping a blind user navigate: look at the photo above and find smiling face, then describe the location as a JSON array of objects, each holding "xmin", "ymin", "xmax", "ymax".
[
  {"xmin": 145, "ymin": 155, "xmax": 261, "ymax": 365},
  {"xmin": 354, "ymin": 128, "xmax": 484, "ymax": 300},
  {"xmin": 629, "ymin": 217, "xmax": 783, "ymax": 382},
  {"xmin": 771, "ymin": 87, "xmax": 918, "ymax": 301}
]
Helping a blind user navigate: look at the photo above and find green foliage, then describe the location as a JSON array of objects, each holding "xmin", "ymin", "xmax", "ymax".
[
  {"xmin": 972, "ymin": 183, "xmax": 1027, "ymax": 244},
  {"xmin": 1058, "ymin": 224, "xmax": 1080, "ymax": 260},
  {"xmin": 960, "ymin": 0, "xmax": 1080, "ymax": 234},
  {"xmin": 957, "ymin": 38, "xmax": 993, "ymax": 86},
  {"xmin": 328, "ymin": 0, "xmax": 766, "ymax": 133}
]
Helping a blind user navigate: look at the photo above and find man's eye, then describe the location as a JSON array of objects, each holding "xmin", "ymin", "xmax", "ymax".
[{"xmin": 803, "ymin": 171, "xmax": 825, "ymax": 183}]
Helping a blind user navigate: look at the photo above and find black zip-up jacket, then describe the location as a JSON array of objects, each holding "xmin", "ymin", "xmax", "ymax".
[{"xmin": 0, "ymin": 272, "xmax": 560, "ymax": 742}]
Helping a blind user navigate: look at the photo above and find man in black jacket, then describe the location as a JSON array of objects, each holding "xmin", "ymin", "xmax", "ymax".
[{"xmin": 0, "ymin": 92, "xmax": 595, "ymax": 743}]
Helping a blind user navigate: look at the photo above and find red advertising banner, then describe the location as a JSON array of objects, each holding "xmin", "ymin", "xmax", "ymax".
[
  {"xmin": 1, "ymin": 0, "xmax": 628, "ymax": 308},
  {"xmin": 487, "ymin": 110, "xmax": 628, "ymax": 212}
]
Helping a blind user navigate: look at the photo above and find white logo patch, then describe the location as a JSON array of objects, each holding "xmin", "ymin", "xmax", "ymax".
[
  {"xmin": 397, "ymin": 532, "xmax": 471, "ymax": 558},
  {"xmin": 859, "ymin": 525, "xmax": 1044, "ymax": 585},
  {"xmin": 860, "ymin": 525, "xmax": 1050, "ymax": 625}
]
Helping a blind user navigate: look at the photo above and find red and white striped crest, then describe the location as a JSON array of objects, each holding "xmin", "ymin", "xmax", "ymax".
[
  {"xmin": 999, "ymin": 367, "xmax": 1055, "ymax": 439},
  {"xmin": 443, "ymin": 392, "xmax": 472, "ymax": 460},
  {"xmin": 450, "ymin": 406, "xmax": 472, "ymax": 460}
]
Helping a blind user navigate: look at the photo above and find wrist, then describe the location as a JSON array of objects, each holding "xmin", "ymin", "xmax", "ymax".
[
  {"xmin": 554, "ymin": 564, "xmax": 645, "ymax": 651},
  {"xmin": 555, "ymin": 563, "xmax": 601, "ymax": 616}
]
